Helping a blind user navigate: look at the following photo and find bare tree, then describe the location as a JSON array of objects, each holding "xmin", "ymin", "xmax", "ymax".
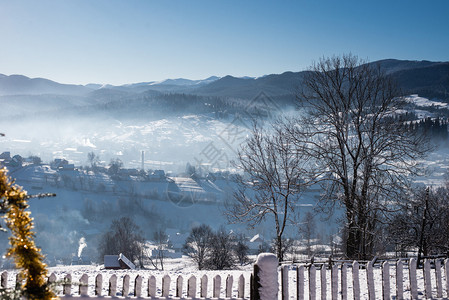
[
  {"xmin": 87, "ymin": 152, "xmax": 100, "ymax": 169},
  {"xmin": 148, "ymin": 229, "xmax": 169, "ymax": 270},
  {"xmin": 388, "ymin": 186, "xmax": 449, "ymax": 262},
  {"xmin": 108, "ymin": 158, "xmax": 123, "ymax": 176},
  {"xmin": 271, "ymin": 237, "xmax": 294, "ymax": 262},
  {"xmin": 286, "ymin": 54, "xmax": 430, "ymax": 259},
  {"xmin": 299, "ymin": 211, "xmax": 315, "ymax": 257},
  {"xmin": 98, "ymin": 217, "xmax": 145, "ymax": 265},
  {"xmin": 206, "ymin": 227, "xmax": 236, "ymax": 270},
  {"xmin": 234, "ymin": 233, "xmax": 250, "ymax": 266},
  {"xmin": 183, "ymin": 224, "xmax": 213, "ymax": 270},
  {"xmin": 227, "ymin": 123, "xmax": 314, "ymax": 261}
]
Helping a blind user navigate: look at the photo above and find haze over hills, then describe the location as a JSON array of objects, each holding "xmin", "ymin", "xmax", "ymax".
[
  {"xmin": 1, "ymin": 58, "xmax": 448, "ymax": 172},
  {"xmin": 1, "ymin": 59, "xmax": 448, "ymax": 102},
  {"xmin": 1, "ymin": 59, "xmax": 449, "ymax": 266}
]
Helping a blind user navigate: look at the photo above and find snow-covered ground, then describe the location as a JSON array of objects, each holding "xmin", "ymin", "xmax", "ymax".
[{"xmin": 406, "ymin": 94, "xmax": 448, "ymax": 109}]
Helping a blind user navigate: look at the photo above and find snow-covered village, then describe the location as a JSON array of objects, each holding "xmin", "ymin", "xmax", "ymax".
[{"xmin": 1, "ymin": 1, "xmax": 449, "ymax": 299}]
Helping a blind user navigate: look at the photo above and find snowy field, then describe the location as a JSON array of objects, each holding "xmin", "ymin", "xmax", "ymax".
[{"xmin": 406, "ymin": 94, "xmax": 448, "ymax": 109}]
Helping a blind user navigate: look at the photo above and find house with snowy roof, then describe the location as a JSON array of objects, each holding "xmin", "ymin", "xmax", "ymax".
[{"xmin": 104, "ymin": 253, "xmax": 136, "ymax": 270}]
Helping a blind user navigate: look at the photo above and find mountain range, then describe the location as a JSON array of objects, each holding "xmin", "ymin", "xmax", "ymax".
[{"xmin": 1, "ymin": 59, "xmax": 448, "ymax": 106}]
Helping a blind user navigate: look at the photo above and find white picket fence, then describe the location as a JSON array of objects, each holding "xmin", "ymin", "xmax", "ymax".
[
  {"xmin": 0, "ymin": 271, "xmax": 248, "ymax": 299},
  {"xmin": 2, "ymin": 257, "xmax": 449, "ymax": 299},
  {"xmin": 281, "ymin": 257, "xmax": 449, "ymax": 300}
]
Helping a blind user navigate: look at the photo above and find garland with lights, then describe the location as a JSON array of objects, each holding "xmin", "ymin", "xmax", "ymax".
[{"xmin": 0, "ymin": 167, "xmax": 55, "ymax": 299}]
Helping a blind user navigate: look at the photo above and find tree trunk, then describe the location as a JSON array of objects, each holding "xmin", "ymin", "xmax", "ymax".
[
  {"xmin": 277, "ymin": 235, "xmax": 283, "ymax": 262},
  {"xmin": 346, "ymin": 221, "xmax": 359, "ymax": 259}
]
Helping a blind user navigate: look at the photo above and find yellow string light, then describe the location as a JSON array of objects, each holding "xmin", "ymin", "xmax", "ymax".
[{"xmin": 1, "ymin": 168, "xmax": 56, "ymax": 299}]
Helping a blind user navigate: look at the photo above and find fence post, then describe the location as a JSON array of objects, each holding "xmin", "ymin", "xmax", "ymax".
[
  {"xmin": 187, "ymin": 275, "xmax": 197, "ymax": 298},
  {"xmin": 366, "ymin": 260, "xmax": 375, "ymax": 300},
  {"xmin": 252, "ymin": 253, "xmax": 279, "ymax": 300},
  {"xmin": 321, "ymin": 264, "xmax": 327, "ymax": 300},
  {"xmin": 238, "ymin": 274, "xmax": 245, "ymax": 299},
  {"xmin": 148, "ymin": 275, "xmax": 156, "ymax": 297},
  {"xmin": 409, "ymin": 258, "xmax": 418, "ymax": 299},
  {"xmin": 297, "ymin": 265, "xmax": 305, "ymax": 300},
  {"xmin": 95, "ymin": 274, "xmax": 102, "ymax": 296},
  {"xmin": 135, "ymin": 275, "xmax": 142, "ymax": 298},
  {"xmin": 176, "ymin": 275, "xmax": 183, "ymax": 298},
  {"xmin": 382, "ymin": 261, "xmax": 390, "ymax": 300},
  {"xmin": 445, "ymin": 259, "xmax": 449, "ymax": 298},
  {"xmin": 282, "ymin": 265, "xmax": 289, "ymax": 300},
  {"xmin": 396, "ymin": 260, "xmax": 403, "ymax": 300},
  {"xmin": 47, "ymin": 273, "xmax": 56, "ymax": 286},
  {"xmin": 201, "ymin": 274, "xmax": 208, "ymax": 298},
  {"xmin": 250, "ymin": 273, "xmax": 254, "ymax": 300},
  {"xmin": 213, "ymin": 275, "xmax": 221, "ymax": 298},
  {"xmin": 341, "ymin": 263, "xmax": 347, "ymax": 300},
  {"xmin": 1, "ymin": 271, "xmax": 7, "ymax": 289},
  {"xmin": 108, "ymin": 274, "xmax": 117, "ymax": 297},
  {"xmin": 79, "ymin": 274, "xmax": 88, "ymax": 296},
  {"xmin": 423, "ymin": 259, "xmax": 432, "ymax": 299},
  {"xmin": 331, "ymin": 264, "xmax": 338, "ymax": 300},
  {"xmin": 162, "ymin": 274, "xmax": 171, "ymax": 297},
  {"xmin": 435, "ymin": 259, "xmax": 443, "ymax": 298},
  {"xmin": 352, "ymin": 261, "xmax": 360, "ymax": 300},
  {"xmin": 122, "ymin": 274, "xmax": 130, "ymax": 297},
  {"xmin": 63, "ymin": 273, "xmax": 72, "ymax": 295},
  {"xmin": 226, "ymin": 275, "xmax": 233, "ymax": 298},
  {"xmin": 309, "ymin": 264, "xmax": 316, "ymax": 300}
]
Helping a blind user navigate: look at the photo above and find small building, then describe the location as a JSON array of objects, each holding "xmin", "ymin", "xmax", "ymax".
[
  {"xmin": 9, "ymin": 155, "xmax": 23, "ymax": 168},
  {"xmin": 104, "ymin": 253, "xmax": 136, "ymax": 270},
  {"xmin": 60, "ymin": 163, "xmax": 75, "ymax": 171},
  {"xmin": 51, "ymin": 158, "xmax": 69, "ymax": 170},
  {"xmin": 0, "ymin": 152, "xmax": 11, "ymax": 161},
  {"xmin": 148, "ymin": 170, "xmax": 166, "ymax": 181}
]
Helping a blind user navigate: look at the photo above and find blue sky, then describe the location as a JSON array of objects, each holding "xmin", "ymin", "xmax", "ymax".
[{"xmin": 0, "ymin": 0, "xmax": 448, "ymax": 85}]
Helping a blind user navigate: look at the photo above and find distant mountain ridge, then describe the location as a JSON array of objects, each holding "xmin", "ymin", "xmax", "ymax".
[
  {"xmin": 191, "ymin": 59, "xmax": 449, "ymax": 101},
  {"xmin": 0, "ymin": 74, "xmax": 92, "ymax": 96},
  {"xmin": 1, "ymin": 59, "xmax": 448, "ymax": 101}
]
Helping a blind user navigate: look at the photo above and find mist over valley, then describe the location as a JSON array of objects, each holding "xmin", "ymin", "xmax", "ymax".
[{"xmin": 1, "ymin": 59, "xmax": 449, "ymax": 266}]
